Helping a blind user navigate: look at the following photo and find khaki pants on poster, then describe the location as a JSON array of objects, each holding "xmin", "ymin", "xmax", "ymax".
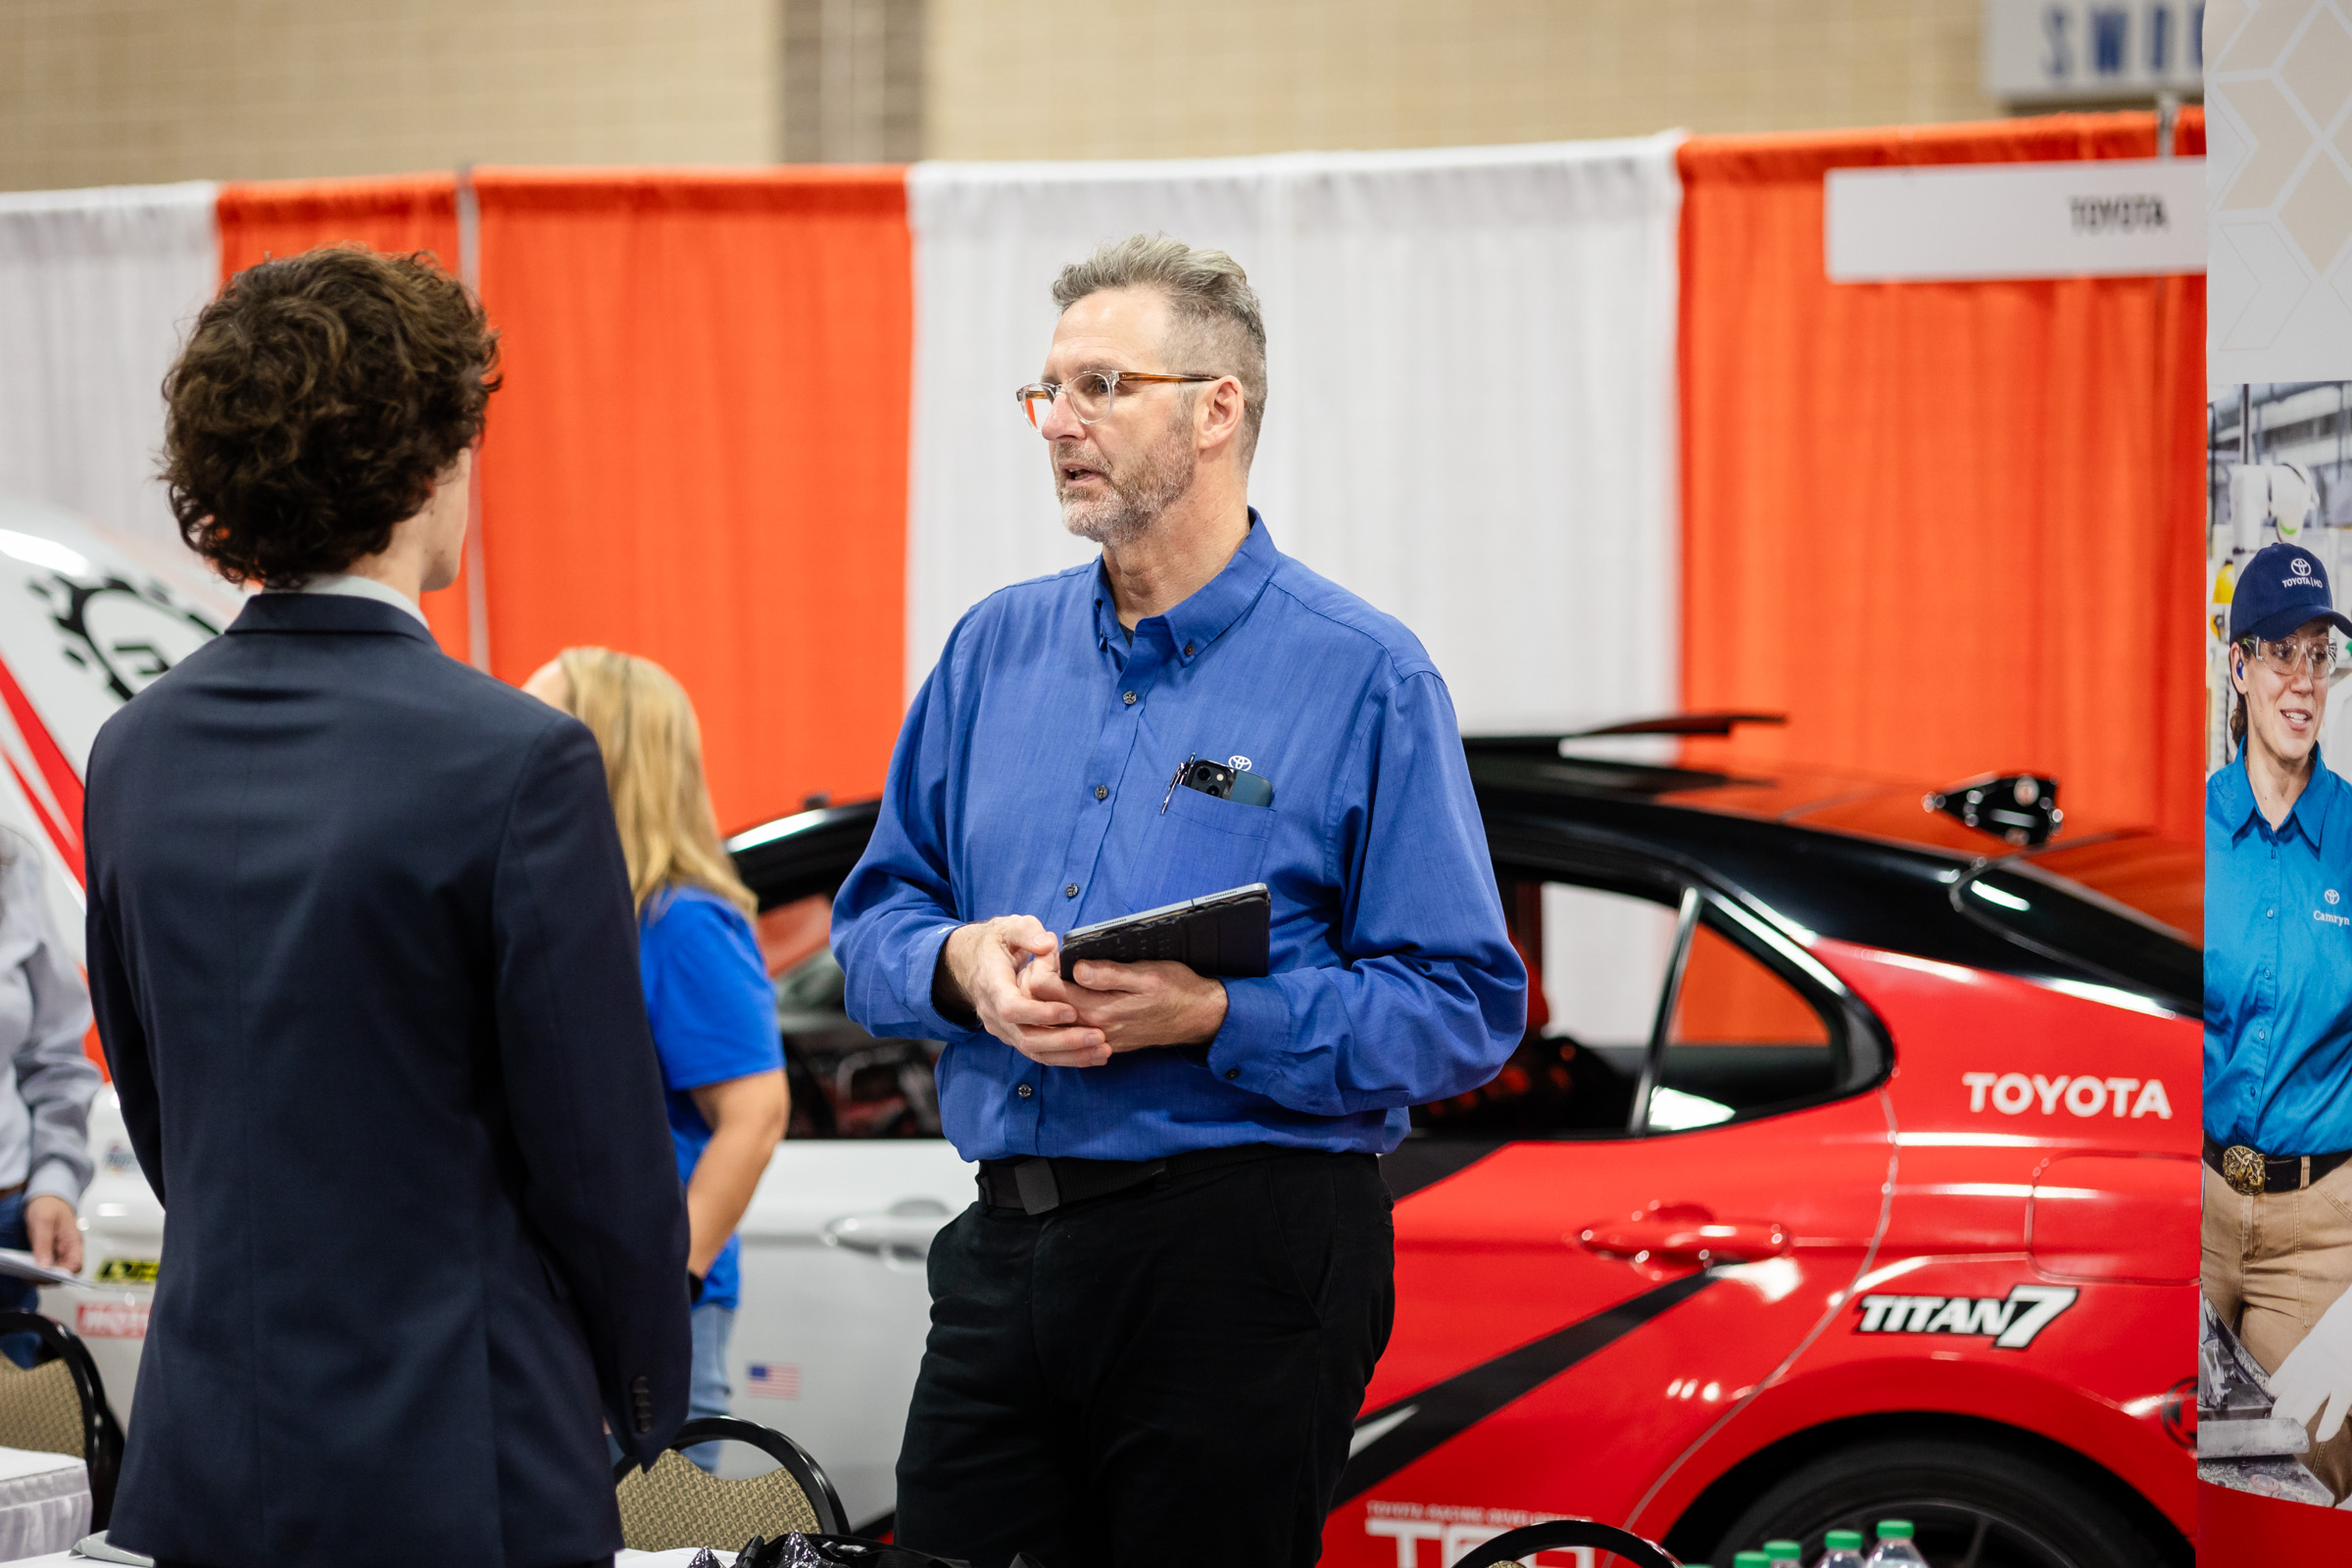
[{"xmin": 2205, "ymin": 1158, "xmax": 2352, "ymax": 1500}]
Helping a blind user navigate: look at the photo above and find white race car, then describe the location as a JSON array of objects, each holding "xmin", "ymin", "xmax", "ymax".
[{"xmin": 0, "ymin": 498, "xmax": 963, "ymax": 1530}]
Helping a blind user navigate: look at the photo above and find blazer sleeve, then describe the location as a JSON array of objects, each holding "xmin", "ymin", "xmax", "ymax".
[{"xmin": 491, "ymin": 718, "xmax": 692, "ymax": 1469}]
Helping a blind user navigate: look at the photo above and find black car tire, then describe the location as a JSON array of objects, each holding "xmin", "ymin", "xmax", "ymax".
[{"xmin": 1702, "ymin": 1435, "xmax": 2185, "ymax": 1568}]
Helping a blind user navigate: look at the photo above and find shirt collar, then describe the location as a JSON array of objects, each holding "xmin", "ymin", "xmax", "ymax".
[
  {"xmin": 2218, "ymin": 749, "xmax": 2342, "ymax": 849},
  {"xmin": 265, "ymin": 572, "xmax": 430, "ymax": 629},
  {"xmin": 1090, "ymin": 511, "xmax": 1279, "ymax": 666}
]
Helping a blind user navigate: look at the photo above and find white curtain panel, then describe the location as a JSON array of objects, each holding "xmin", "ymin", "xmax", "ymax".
[
  {"xmin": 905, "ymin": 134, "xmax": 1683, "ymax": 733},
  {"xmin": 0, "ymin": 182, "xmax": 220, "ymax": 560}
]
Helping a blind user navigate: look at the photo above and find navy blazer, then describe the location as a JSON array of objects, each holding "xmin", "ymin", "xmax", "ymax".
[{"xmin": 83, "ymin": 593, "xmax": 691, "ymax": 1568}]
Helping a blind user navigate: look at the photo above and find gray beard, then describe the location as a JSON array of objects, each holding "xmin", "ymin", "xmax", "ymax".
[{"xmin": 1056, "ymin": 429, "xmax": 1197, "ymax": 549}]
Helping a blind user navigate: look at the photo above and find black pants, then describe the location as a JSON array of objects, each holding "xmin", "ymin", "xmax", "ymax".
[{"xmin": 895, "ymin": 1148, "xmax": 1395, "ymax": 1568}]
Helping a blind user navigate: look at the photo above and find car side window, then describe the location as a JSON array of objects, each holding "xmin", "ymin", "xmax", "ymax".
[
  {"xmin": 1415, "ymin": 864, "xmax": 1860, "ymax": 1140},
  {"xmin": 1645, "ymin": 920, "xmax": 1836, "ymax": 1131},
  {"xmin": 760, "ymin": 896, "xmax": 945, "ymax": 1140},
  {"xmin": 1413, "ymin": 875, "xmax": 1681, "ymax": 1137}
]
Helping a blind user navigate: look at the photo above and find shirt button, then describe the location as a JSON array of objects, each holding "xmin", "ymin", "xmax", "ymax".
[
  {"xmin": 1015, "ymin": 1084, "xmax": 1033, "ymax": 1099},
  {"xmin": 1184, "ymin": 643, "xmax": 1196, "ymax": 657},
  {"xmin": 1224, "ymin": 1068, "xmax": 1240, "ymax": 1080},
  {"xmin": 1122, "ymin": 691, "xmax": 1138, "ymax": 706},
  {"xmin": 1095, "ymin": 785, "xmax": 1109, "ymax": 801},
  {"xmin": 1064, "ymin": 884, "xmax": 1080, "ymax": 899}
]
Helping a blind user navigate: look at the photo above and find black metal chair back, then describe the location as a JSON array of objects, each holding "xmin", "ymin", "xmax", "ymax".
[
  {"xmin": 0, "ymin": 1309, "xmax": 123, "ymax": 1528},
  {"xmin": 1451, "ymin": 1517, "xmax": 1681, "ymax": 1568},
  {"xmin": 612, "ymin": 1414, "xmax": 848, "ymax": 1548}
]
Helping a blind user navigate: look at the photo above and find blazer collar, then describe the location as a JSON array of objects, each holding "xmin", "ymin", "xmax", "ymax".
[{"xmin": 228, "ymin": 592, "xmax": 440, "ymax": 645}]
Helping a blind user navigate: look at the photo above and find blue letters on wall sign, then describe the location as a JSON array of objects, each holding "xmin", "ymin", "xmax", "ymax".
[{"xmin": 2092, "ymin": 6, "xmax": 2129, "ymax": 74}]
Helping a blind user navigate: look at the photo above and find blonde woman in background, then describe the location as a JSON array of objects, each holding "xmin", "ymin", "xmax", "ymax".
[{"xmin": 524, "ymin": 647, "xmax": 788, "ymax": 1455}]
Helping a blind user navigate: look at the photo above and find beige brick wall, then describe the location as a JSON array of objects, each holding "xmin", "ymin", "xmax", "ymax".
[
  {"xmin": 925, "ymin": 0, "xmax": 2003, "ymax": 161},
  {"xmin": 3, "ymin": 0, "xmax": 2019, "ymax": 193},
  {"xmin": 0, "ymin": 0, "xmax": 780, "ymax": 192}
]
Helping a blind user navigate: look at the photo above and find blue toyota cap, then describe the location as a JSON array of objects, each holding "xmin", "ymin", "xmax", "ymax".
[{"xmin": 2231, "ymin": 542, "xmax": 2352, "ymax": 644}]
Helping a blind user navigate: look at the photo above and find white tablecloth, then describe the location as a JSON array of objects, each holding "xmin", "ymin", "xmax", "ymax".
[{"xmin": 0, "ymin": 1447, "xmax": 89, "ymax": 1563}]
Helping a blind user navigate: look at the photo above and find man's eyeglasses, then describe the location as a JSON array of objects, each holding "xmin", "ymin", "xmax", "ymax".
[
  {"xmin": 1015, "ymin": 370, "xmax": 1219, "ymax": 430},
  {"xmin": 2242, "ymin": 634, "xmax": 2342, "ymax": 679}
]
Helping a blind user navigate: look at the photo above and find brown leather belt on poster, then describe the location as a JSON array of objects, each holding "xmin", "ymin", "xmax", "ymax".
[
  {"xmin": 977, "ymin": 1143, "xmax": 1293, "ymax": 1216},
  {"xmin": 2206, "ymin": 1131, "xmax": 2352, "ymax": 1196}
]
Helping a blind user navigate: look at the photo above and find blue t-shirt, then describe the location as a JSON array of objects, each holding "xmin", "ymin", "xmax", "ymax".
[{"xmin": 639, "ymin": 884, "xmax": 782, "ymax": 1310}]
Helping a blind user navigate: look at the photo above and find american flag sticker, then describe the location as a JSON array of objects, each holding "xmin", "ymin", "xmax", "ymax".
[{"xmin": 745, "ymin": 1362, "xmax": 800, "ymax": 1398}]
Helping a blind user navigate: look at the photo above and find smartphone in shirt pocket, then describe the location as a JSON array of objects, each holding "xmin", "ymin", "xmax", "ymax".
[{"xmin": 1147, "ymin": 780, "xmax": 1277, "ymax": 909}]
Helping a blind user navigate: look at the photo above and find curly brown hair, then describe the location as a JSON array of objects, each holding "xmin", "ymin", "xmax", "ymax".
[{"xmin": 162, "ymin": 245, "xmax": 500, "ymax": 586}]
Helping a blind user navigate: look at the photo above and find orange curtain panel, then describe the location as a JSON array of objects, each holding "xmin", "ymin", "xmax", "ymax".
[
  {"xmin": 470, "ymin": 168, "xmax": 911, "ymax": 832},
  {"xmin": 1677, "ymin": 112, "xmax": 2207, "ymax": 848},
  {"xmin": 215, "ymin": 176, "xmax": 476, "ymax": 658}
]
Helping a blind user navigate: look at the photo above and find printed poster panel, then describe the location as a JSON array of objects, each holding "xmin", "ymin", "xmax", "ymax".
[{"xmin": 2201, "ymin": 0, "xmax": 2352, "ymax": 1550}]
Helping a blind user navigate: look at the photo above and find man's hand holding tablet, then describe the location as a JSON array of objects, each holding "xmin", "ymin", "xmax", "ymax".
[
  {"xmin": 943, "ymin": 886, "xmax": 1270, "ymax": 1062},
  {"xmin": 941, "ymin": 916, "xmax": 1112, "ymax": 1068},
  {"xmin": 1018, "ymin": 884, "xmax": 1269, "ymax": 1054},
  {"xmin": 1023, "ymin": 953, "xmax": 1230, "ymax": 1054}
]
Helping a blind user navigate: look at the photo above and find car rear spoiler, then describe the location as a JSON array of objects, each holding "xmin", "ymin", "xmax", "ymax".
[{"xmin": 1462, "ymin": 711, "xmax": 1787, "ymax": 755}]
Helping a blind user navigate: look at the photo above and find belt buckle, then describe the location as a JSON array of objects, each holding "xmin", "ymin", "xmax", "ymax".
[
  {"xmin": 2223, "ymin": 1144, "xmax": 2268, "ymax": 1197},
  {"xmin": 1012, "ymin": 1158, "xmax": 1061, "ymax": 1215}
]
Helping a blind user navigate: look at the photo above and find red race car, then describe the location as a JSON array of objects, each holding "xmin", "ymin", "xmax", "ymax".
[
  {"xmin": 1324, "ymin": 734, "xmax": 2197, "ymax": 1568},
  {"xmin": 731, "ymin": 727, "xmax": 2197, "ymax": 1567}
]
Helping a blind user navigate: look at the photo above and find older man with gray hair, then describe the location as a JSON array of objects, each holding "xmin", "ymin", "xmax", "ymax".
[{"xmin": 833, "ymin": 234, "xmax": 1524, "ymax": 1565}]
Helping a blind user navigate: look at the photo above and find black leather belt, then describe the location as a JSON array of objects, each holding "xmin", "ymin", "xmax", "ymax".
[
  {"xmin": 977, "ymin": 1143, "xmax": 1293, "ymax": 1216},
  {"xmin": 2205, "ymin": 1132, "xmax": 2352, "ymax": 1196}
]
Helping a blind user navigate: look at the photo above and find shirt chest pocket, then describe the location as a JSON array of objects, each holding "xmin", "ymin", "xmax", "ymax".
[{"xmin": 1143, "ymin": 783, "xmax": 1278, "ymax": 909}]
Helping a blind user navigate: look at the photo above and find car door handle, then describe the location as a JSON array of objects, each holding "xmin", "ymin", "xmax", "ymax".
[
  {"xmin": 823, "ymin": 1199, "xmax": 955, "ymax": 1260},
  {"xmin": 1577, "ymin": 1204, "xmax": 1789, "ymax": 1268}
]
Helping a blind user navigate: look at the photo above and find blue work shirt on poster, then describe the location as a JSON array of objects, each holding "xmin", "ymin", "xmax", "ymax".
[
  {"xmin": 829, "ymin": 514, "xmax": 1526, "ymax": 1163},
  {"xmin": 2206, "ymin": 753, "xmax": 2352, "ymax": 1156},
  {"xmin": 640, "ymin": 885, "xmax": 781, "ymax": 1310}
]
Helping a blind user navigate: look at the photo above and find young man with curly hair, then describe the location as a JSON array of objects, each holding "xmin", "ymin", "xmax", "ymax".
[{"xmin": 81, "ymin": 246, "xmax": 691, "ymax": 1568}]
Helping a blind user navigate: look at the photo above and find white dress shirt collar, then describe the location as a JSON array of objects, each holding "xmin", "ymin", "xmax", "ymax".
[{"xmin": 268, "ymin": 572, "xmax": 430, "ymax": 629}]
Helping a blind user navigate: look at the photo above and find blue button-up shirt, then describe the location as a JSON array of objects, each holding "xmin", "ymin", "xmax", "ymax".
[
  {"xmin": 2206, "ymin": 753, "xmax": 2352, "ymax": 1154},
  {"xmin": 831, "ymin": 516, "xmax": 1526, "ymax": 1162}
]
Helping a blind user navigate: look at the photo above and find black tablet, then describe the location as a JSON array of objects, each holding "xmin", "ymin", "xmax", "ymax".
[{"xmin": 1057, "ymin": 883, "xmax": 1271, "ymax": 982}]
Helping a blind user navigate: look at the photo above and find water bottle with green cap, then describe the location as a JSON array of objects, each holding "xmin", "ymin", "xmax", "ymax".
[
  {"xmin": 1734, "ymin": 1553, "xmax": 1774, "ymax": 1568},
  {"xmin": 1819, "ymin": 1529, "xmax": 1868, "ymax": 1568},
  {"xmin": 1762, "ymin": 1542, "xmax": 1802, "ymax": 1563},
  {"xmin": 1863, "ymin": 1519, "xmax": 1927, "ymax": 1567}
]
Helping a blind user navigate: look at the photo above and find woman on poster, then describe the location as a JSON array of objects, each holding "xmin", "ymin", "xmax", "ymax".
[{"xmin": 2205, "ymin": 540, "xmax": 2352, "ymax": 1499}]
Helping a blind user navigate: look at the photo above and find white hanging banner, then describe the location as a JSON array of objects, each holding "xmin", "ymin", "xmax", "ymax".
[
  {"xmin": 904, "ymin": 135, "xmax": 1685, "ymax": 736},
  {"xmin": 1827, "ymin": 158, "xmax": 2208, "ymax": 282},
  {"xmin": 0, "ymin": 182, "xmax": 220, "ymax": 560}
]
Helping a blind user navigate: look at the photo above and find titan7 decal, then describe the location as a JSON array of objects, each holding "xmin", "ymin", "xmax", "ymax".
[{"xmin": 1851, "ymin": 1285, "xmax": 2079, "ymax": 1348}]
